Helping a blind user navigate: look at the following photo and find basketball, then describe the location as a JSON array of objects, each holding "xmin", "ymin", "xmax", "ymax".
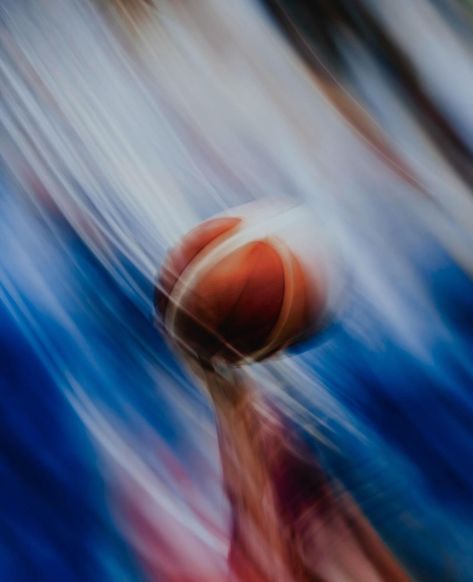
[{"xmin": 155, "ymin": 203, "xmax": 329, "ymax": 365}]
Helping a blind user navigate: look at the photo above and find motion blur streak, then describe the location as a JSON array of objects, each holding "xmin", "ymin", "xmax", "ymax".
[{"xmin": 1, "ymin": 0, "xmax": 473, "ymax": 580}]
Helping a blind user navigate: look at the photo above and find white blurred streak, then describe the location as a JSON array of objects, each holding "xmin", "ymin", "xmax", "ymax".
[
  {"xmin": 66, "ymin": 381, "xmax": 228, "ymax": 556},
  {"xmin": 362, "ymin": 0, "xmax": 473, "ymax": 149},
  {"xmin": 2, "ymin": 0, "xmax": 473, "ymax": 282}
]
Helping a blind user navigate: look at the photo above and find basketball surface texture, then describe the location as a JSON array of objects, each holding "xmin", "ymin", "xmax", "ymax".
[{"xmin": 156, "ymin": 204, "xmax": 327, "ymax": 365}]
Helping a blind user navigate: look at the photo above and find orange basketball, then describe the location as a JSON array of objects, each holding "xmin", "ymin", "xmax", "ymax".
[{"xmin": 155, "ymin": 204, "xmax": 328, "ymax": 365}]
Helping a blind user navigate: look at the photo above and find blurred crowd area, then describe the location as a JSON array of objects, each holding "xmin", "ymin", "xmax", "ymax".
[{"xmin": 1, "ymin": 0, "xmax": 473, "ymax": 580}]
